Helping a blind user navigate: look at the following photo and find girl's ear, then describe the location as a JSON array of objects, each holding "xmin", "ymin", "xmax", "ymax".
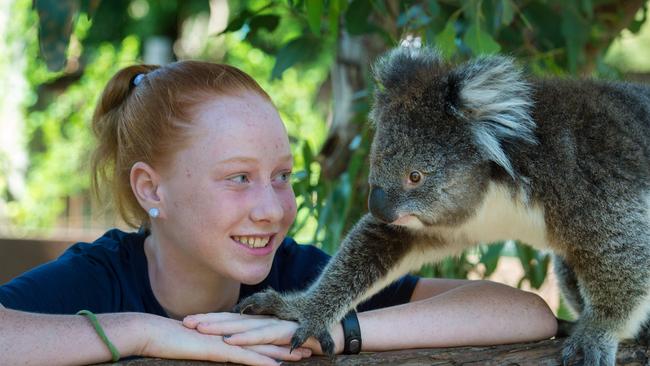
[{"xmin": 130, "ymin": 161, "xmax": 164, "ymax": 218}]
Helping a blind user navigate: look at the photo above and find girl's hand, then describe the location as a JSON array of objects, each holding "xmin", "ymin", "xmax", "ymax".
[
  {"xmin": 183, "ymin": 312, "xmax": 343, "ymax": 355},
  {"xmin": 140, "ymin": 313, "xmax": 311, "ymax": 366}
]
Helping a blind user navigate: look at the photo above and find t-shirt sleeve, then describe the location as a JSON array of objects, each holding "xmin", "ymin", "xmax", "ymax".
[
  {"xmin": 271, "ymin": 238, "xmax": 419, "ymax": 312},
  {"xmin": 0, "ymin": 243, "xmax": 119, "ymax": 314}
]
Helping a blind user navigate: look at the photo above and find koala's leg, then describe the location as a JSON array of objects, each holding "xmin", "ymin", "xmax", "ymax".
[
  {"xmin": 235, "ymin": 213, "xmax": 427, "ymax": 357},
  {"xmin": 553, "ymin": 254, "xmax": 584, "ymax": 315},
  {"xmin": 561, "ymin": 236, "xmax": 650, "ymax": 366}
]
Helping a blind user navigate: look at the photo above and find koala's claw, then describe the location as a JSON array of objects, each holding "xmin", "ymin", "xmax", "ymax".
[
  {"xmin": 291, "ymin": 328, "xmax": 336, "ymax": 359},
  {"xmin": 234, "ymin": 289, "xmax": 337, "ymax": 358},
  {"xmin": 561, "ymin": 327, "xmax": 617, "ymax": 366}
]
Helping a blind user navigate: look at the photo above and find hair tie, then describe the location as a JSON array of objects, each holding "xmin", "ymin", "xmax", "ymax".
[{"xmin": 132, "ymin": 73, "xmax": 145, "ymax": 86}]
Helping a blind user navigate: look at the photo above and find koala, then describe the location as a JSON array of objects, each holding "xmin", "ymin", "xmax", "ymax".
[{"xmin": 235, "ymin": 46, "xmax": 650, "ymax": 366}]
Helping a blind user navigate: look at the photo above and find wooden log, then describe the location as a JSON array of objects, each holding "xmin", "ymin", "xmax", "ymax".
[{"xmin": 104, "ymin": 339, "xmax": 649, "ymax": 365}]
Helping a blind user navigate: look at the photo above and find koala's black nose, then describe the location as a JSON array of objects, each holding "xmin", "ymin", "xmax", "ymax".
[{"xmin": 368, "ymin": 186, "xmax": 397, "ymax": 223}]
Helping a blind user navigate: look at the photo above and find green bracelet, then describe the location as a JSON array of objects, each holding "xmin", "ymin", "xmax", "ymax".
[{"xmin": 77, "ymin": 310, "xmax": 120, "ymax": 362}]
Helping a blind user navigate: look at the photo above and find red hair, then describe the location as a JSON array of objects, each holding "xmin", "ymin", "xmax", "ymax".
[{"xmin": 91, "ymin": 61, "xmax": 271, "ymax": 227}]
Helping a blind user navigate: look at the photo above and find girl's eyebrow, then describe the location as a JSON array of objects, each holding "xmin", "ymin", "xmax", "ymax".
[
  {"xmin": 217, "ymin": 157, "xmax": 257, "ymax": 165},
  {"xmin": 217, "ymin": 154, "xmax": 293, "ymax": 165}
]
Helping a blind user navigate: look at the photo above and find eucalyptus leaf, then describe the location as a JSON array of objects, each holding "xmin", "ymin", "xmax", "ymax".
[
  {"xmin": 224, "ymin": 9, "xmax": 253, "ymax": 33},
  {"xmin": 480, "ymin": 242, "xmax": 505, "ymax": 277},
  {"xmin": 463, "ymin": 23, "xmax": 501, "ymax": 55},
  {"xmin": 345, "ymin": 0, "xmax": 373, "ymax": 35},
  {"xmin": 434, "ymin": 18, "xmax": 457, "ymax": 59},
  {"xmin": 305, "ymin": 0, "xmax": 323, "ymax": 35},
  {"xmin": 271, "ymin": 36, "xmax": 320, "ymax": 80},
  {"xmin": 248, "ymin": 14, "xmax": 281, "ymax": 34},
  {"xmin": 501, "ymin": 0, "xmax": 514, "ymax": 25}
]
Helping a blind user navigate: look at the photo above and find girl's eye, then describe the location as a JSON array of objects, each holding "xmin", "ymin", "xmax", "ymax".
[
  {"xmin": 228, "ymin": 174, "xmax": 250, "ymax": 184},
  {"xmin": 276, "ymin": 171, "xmax": 292, "ymax": 183}
]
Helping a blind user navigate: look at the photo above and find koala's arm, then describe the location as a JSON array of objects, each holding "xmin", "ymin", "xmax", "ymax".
[
  {"xmin": 301, "ymin": 213, "xmax": 421, "ymax": 324},
  {"xmin": 235, "ymin": 214, "xmax": 422, "ymax": 354}
]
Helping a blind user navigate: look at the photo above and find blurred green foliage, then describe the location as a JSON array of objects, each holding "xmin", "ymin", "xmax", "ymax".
[{"xmin": 3, "ymin": 0, "xmax": 649, "ymax": 293}]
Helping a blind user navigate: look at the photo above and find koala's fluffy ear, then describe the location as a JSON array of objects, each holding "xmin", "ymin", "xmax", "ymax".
[
  {"xmin": 448, "ymin": 56, "xmax": 537, "ymax": 177},
  {"xmin": 373, "ymin": 46, "xmax": 443, "ymax": 92}
]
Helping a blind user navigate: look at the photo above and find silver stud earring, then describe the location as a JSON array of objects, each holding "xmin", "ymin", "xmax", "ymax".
[{"xmin": 148, "ymin": 207, "xmax": 160, "ymax": 218}]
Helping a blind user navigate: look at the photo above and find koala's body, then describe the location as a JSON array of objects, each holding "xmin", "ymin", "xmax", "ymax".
[{"xmin": 236, "ymin": 47, "xmax": 650, "ymax": 365}]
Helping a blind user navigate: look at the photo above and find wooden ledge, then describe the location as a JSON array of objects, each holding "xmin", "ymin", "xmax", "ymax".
[{"xmin": 105, "ymin": 339, "xmax": 649, "ymax": 365}]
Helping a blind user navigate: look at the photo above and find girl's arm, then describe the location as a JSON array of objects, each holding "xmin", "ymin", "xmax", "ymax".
[
  {"xmin": 0, "ymin": 303, "xmax": 310, "ymax": 366},
  {"xmin": 189, "ymin": 279, "xmax": 557, "ymax": 354},
  {"xmin": 357, "ymin": 279, "xmax": 557, "ymax": 352}
]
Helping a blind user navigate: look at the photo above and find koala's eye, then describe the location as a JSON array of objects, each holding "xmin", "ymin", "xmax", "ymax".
[{"xmin": 408, "ymin": 171, "xmax": 422, "ymax": 184}]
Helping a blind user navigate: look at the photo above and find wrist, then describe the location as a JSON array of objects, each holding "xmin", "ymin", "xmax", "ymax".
[
  {"xmin": 330, "ymin": 322, "xmax": 345, "ymax": 354},
  {"xmin": 340, "ymin": 310, "xmax": 362, "ymax": 354},
  {"xmin": 132, "ymin": 313, "xmax": 164, "ymax": 357}
]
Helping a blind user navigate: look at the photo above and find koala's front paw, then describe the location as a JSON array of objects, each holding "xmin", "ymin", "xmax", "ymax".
[
  {"xmin": 561, "ymin": 326, "xmax": 618, "ymax": 366},
  {"xmin": 234, "ymin": 289, "xmax": 337, "ymax": 358}
]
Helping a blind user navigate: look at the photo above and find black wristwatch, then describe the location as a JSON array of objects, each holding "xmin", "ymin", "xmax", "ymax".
[{"xmin": 340, "ymin": 310, "xmax": 362, "ymax": 354}]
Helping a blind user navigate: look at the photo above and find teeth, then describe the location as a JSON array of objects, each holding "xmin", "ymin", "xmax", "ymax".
[{"xmin": 234, "ymin": 235, "xmax": 270, "ymax": 248}]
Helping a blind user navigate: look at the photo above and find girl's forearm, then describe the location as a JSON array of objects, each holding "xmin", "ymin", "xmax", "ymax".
[
  {"xmin": 357, "ymin": 280, "xmax": 557, "ymax": 351},
  {"xmin": 0, "ymin": 307, "xmax": 151, "ymax": 365}
]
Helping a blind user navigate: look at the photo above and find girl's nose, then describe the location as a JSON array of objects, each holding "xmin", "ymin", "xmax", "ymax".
[{"xmin": 250, "ymin": 184, "xmax": 284, "ymax": 223}]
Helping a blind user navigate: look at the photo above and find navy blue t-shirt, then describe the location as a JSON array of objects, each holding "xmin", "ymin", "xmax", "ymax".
[{"xmin": 0, "ymin": 229, "xmax": 418, "ymax": 316}]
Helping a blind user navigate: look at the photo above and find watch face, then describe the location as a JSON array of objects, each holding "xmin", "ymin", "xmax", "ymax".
[{"xmin": 348, "ymin": 338, "xmax": 361, "ymax": 354}]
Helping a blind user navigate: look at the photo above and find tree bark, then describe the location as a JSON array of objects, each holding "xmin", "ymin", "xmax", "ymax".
[{"xmin": 105, "ymin": 339, "xmax": 650, "ymax": 365}]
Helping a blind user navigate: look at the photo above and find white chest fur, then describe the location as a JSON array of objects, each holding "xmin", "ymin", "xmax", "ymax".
[{"xmin": 433, "ymin": 182, "xmax": 550, "ymax": 250}]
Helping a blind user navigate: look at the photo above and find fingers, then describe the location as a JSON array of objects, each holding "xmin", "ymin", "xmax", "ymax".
[
  {"xmin": 244, "ymin": 344, "xmax": 312, "ymax": 362},
  {"xmin": 183, "ymin": 312, "xmax": 270, "ymax": 330},
  {"xmin": 222, "ymin": 322, "xmax": 296, "ymax": 346}
]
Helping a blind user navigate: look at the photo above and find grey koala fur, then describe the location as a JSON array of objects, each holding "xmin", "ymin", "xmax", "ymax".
[{"xmin": 235, "ymin": 47, "xmax": 650, "ymax": 366}]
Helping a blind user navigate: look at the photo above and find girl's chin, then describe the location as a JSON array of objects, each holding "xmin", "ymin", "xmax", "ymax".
[{"xmin": 234, "ymin": 263, "xmax": 275, "ymax": 286}]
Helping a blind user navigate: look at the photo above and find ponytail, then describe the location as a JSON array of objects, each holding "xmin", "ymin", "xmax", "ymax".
[{"xmin": 90, "ymin": 64, "xmax": 159, "ymax": 227}]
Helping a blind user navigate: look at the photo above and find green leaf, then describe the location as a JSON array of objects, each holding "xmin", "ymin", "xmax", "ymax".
[
  {"xmin": 428, "ymin": 0, "xmax": 440, "ymax": 18},
  {"xmin": 305, "ymin": 0, "xmax": 323, "ymax": 35},
  {"xmin": 345, "ymin": 0, "xmax": 373, "ymax": 35},
  {"xmin": 480, "ymin": 242, "xmax": 505, "ymax": 277},
  {"xmin": 561, "ymin": 8, "xmax": 588, "ymax": 74},
  {"xmin": 463, "ymin": 23, "xmax": 501, "ymax": 55},
  {"xmin": 271, "ymin": 36, "xmax": 320, "ymax": 80},
  {"xmin": 628, "ymin": 4, "xmax": 647, "ymax": 34},
  {"xmin": 501, "ymin": 0, "xmax": 514, "ymax": 25},
  {"xmin": 328, "ymin": 0, "xmax": 347, "ymax": 40},
  {"xmin": 581, "ymin": 0, "xmax": 593, "ymax": 19},
  {"xmin": 224, "ymin": 9, "xmax": 253, "ymax": 33},
  {"xmin": 434, "ymin": 18, "xmax": 457, "ymax": 59},
  {"xmin": 248, "ymin": 14, "xmax": 280, "ymax": 34},
  {"xmin": 515, "ymin": 242, "xmax": 549, "ymax": 289}
]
